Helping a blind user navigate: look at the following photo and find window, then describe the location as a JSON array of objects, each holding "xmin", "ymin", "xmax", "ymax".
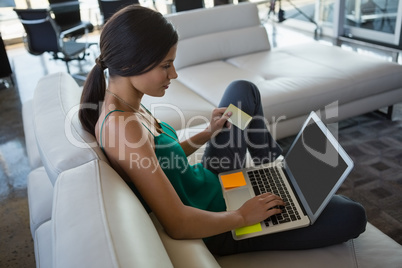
[{"xmin": 316, "ymin": 0, "xmax": 402, "ymax": 46}]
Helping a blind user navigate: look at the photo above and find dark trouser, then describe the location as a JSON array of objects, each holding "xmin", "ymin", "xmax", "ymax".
[
  {"xmin": 202, "ymin": 80, "xmax": 283, "ymax": 173},
  {"xmin": 201, "ymin": 80, "xmax": 367, "ymax": 255}
]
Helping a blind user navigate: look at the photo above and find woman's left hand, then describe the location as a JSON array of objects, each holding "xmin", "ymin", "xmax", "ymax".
[{"xmin": 207, "ymin": 107, "xmax": 232, "ymax": 138}]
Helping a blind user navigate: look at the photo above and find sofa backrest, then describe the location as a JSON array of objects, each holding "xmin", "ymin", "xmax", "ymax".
[
  {"xmin": 52, "ymin": 159, "xmax": 173, "ymax": 268},
  {"xmin": 33, "ymin": 72, "xmax": 109, "ymax": 185},
  {"xmin": 166, "ymin": 2, "xmax": 270, "ymax": 70}
]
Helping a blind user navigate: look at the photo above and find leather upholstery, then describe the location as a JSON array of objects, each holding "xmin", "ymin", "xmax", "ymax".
[
  {"xmin": 32, "ymin": 72, "xmax": 108, "ymax": 184},
  {"xmin": 52, "ymin": 160, "xmax": 172, "ymax": 268},
  {"xmin": 164, "ymin": 3, "xmax": 402, "ymax": 139},
  {"xmin": 21, "ymin": 2, "xmax": 402, "ymax": 267},
  {"xmin": 23, "ymin": 70, "xmax": 402, "ymax": 268}
]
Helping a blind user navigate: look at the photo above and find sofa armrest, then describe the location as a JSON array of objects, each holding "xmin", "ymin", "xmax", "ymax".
[
  {"xmin": 22, "ymin": 100, "xmax": 42, "ymax": 169},
  {"xmin": 27, "ymin": 167, "xmax": 53, "ymax": 237},
  {"xmin": 150, "ymin": 213, "xmax": 220, "ymax": 268}
]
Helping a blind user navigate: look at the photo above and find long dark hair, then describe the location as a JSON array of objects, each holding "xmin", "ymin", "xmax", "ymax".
[{"xmin": 79, "ymin": 5, "xmax": 178, "ymax": 136}]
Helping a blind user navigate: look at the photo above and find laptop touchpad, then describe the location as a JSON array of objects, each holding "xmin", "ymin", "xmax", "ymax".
[{"xmin": 226, "ymin": 187, "xmax": 252, "ymax": 211}]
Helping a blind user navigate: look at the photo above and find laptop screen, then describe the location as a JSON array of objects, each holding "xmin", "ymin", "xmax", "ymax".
[{"xmin": 285, "ymin": 116, "xmax": 350, "ymax": 216}]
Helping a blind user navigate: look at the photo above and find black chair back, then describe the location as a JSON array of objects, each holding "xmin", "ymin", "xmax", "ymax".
[
  {"xmin": 13, "ymin": 9, "xmax": 59, "ymax": 55},
  {"xmin": 174, "ymin": 0, "xmax": 204, "ymax": 12},
  {"xmin": 0, "ymin": 34, "xmax": 12, "ymax": 79},
  {"xmin": 49, "ymin": 0, "xmax": 81, "ymax": 29},
  {"xmin": 48, "ymin": 0, "xmax": 93, "ymax": 37},
  {"xmin": 98, "ymin": 0, "xmax": 138, "ymax": 23}
]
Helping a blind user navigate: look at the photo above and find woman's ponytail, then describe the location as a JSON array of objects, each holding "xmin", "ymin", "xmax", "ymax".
[{"xmin": 79, "ymin": 57, "xmax": 107, "ymax": 136}]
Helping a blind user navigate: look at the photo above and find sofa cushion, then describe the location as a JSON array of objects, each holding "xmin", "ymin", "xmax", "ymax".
[
  {"xmin": 353, "ymin": 223, "xmax": 402, "ymax": 267},
  {"xmin": 166, "ymin": 3, "xmax": 270, "ymax": 70},
  {"xmin": 27, "ymin": 167, "xmax": 53, "ymax": 237},
  {"xmin": 217, "ymin": 241, "xmax": 357, "ymax": 267},
  {"xmin": 176, "ymin": 42, "xmax": 402, "ymax": 129},
  {"xmin": 33, "ymin": 72, "xmax": 108, "ymax": 185},
  {"xmin": 228, "ymin": 43, "xmax": 402, "ymax": 121},
  {"xmin": 177, "ymin": 60, "xmax": 265, "ymax": 104},
  {"xmin": 52, "ymin": 159, "xmax": 173, "ymax": 268},
  {"xmin": 215, "ymin": 223, "xmax": 402, "ymax": 268}
]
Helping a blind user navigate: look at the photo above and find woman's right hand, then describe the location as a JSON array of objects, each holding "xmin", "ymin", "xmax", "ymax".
[
  {"xmin": 207, "ymin": 107, "xmax": 232, "ymax": 138},
  {"xmin": 237, "ymin": 193, "xmax": 285, "ymax": 226}
]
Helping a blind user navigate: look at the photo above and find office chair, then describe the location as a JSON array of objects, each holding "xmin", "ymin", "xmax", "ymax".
[
  {"xmin": 0, "ymin": 33, "xmax": 13, "ymax": 88},
  {"xmin": 14, "ymin": 8, "xmax": 94, "ymax": 77},
  {"xmin": 98, "ymin": 0, "xmax": 138, "ymax": 24},
  {"xmin": 174, "ymin": 0, "xmax": 204, "ymax": 12},
  {"xmin": 48, "ymin": 0, "xmax": 94, "ymax": 39}
]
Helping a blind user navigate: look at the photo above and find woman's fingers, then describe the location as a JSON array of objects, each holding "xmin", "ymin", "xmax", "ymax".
[
  {"xmin": 258, "ymin": 193, "xmax": 285, "ymax": 210},
  {"xmin": 238, "ymin": 192, "xmax": 286, "ymax": 226},
  {"xmin": 208, "ymin": 107, "xmax": 232, "ymax": 136}
]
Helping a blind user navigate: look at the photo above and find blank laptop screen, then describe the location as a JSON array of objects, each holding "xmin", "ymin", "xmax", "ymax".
[{"xmin": 285, "ymin": 118, "xmax": 348, "ymax": 214}]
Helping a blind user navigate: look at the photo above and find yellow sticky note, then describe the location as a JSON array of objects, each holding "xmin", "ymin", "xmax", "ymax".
[
  {"xmin": 224, "ymin": 104, "xmax": 252, "ymax": 130},
  {"xmin": 221, "ymin": 172, "xmax": 247, "ymax": 189},
  {"xmin": 235, "ymin": 223, "xmax": 262, "ymax": 236}
]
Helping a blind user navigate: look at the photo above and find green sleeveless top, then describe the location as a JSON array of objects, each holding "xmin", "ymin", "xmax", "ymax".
[
  {"xmin": 100, "ymin": 109, "xmax": 226, "ymax": 213},
  {"xmin": 151, "ymin": 121, "xmax": 226, "ymax": 213}
]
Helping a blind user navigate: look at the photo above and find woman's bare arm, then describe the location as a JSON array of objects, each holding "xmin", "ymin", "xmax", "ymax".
[{"xmin": 180, "ymin": 107, "xmax": 232, "ymax": 156}]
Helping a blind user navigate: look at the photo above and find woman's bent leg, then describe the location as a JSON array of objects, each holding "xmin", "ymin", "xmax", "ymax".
[
  {"xmin": 202, "ymin": 81, "xmax": 367, "ymax": 254},
  {"xmin": 202, "ymin": 80, "xmax": 282, "ymax": 174},
  {"xmin": 205, "ymin": 195, "xmax": 367, "ymax": 255}
]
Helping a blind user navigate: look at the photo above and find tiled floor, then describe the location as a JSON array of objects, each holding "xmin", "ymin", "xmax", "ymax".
[
  {"xmin": 0, "ymin": 6, "xmax": 401, "ymax": 267},
  {"xmin": 0, "ymin": 82, "xmax": 35, "ymax": 267}
]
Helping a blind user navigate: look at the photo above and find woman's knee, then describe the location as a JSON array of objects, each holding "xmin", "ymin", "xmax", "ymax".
[
  {"xmin": 347, "ymin": 198, "xmax": 367, "ymax": 234},
  {"xmin": 226, "ymin": 80, "xmax": 259, "ymax": 96},
  {"xmin": 221, "ymin": 80, "xmax": 261, "ymax": 113},
  {"xmin": 335, "ymin": 195, "xmax": 367, "ymax": 237}
]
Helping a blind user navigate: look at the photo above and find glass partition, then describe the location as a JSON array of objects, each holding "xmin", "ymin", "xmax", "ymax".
[
  {"xmin": 344, "ymin": 0, "xmax": 402, "ymax": 45},
  {"xmin": 316, "ymin": 0, "xmax": 402, "ymax": 46}
]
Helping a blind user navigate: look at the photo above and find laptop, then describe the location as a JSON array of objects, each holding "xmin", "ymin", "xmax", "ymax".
[{"xmin": 218, "ymin": 111, "xmax": 354, "ymax": 240}]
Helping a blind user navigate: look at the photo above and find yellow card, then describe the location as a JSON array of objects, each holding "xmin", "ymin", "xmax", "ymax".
[
  {"xmin": 224, "ymin": 104, "xmax": 252, "ymax": 130},
  {"xmin": 235, "ymin": 223, "xmax": 262, "ymax": 236},
  {"xmin": 221, "ymin": 172, "xmax": 247, "ymax": 189}
]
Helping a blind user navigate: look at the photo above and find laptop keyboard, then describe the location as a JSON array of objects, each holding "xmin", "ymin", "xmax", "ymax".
[{"xmin": 248, "ymin": 167, "xmax": 301, "ymax": 227}]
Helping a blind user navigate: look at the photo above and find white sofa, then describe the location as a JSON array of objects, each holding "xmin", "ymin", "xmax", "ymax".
[
  {"xmin": 141, "ymin": 3, "xmax": 402, "ymax": 140},
  {"xmin": 24, "ymin": 71, "xmax": 402, "ymax": 268},
  {"xmin": 22, "ymin": 3, "xmax": 402, "ymax": 268}
]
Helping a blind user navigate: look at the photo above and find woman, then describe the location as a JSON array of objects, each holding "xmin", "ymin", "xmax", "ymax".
[{"xmin": 79, "ymin": 5, "xmax": 366, "ymax": 256}]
